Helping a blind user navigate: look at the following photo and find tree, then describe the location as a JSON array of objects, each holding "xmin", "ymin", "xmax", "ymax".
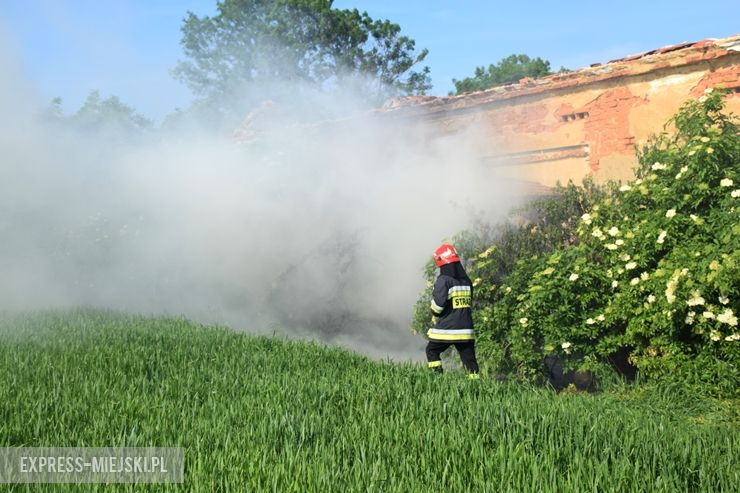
[
  {"xmin": 39, "ymin": 97, "xmax": 65, "ymax": 123},
  {"xmin": 451, "ymin": 54, "xmax": 553, "ymax": 95},
  {"xmin": 71, "ymin": 90, "xmax": 152, "ymax": 133},
  {"xmin": 39, "ymin": 91, "xmax": 152, "ymax": 138},
  {"xmin": 173, "ymin": 0, "xmax": 431, "ymax": 119}
]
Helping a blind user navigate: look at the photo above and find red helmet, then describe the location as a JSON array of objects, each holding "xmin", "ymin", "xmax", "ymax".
[{"xmin": 434, "ymin": 243, "xmax": 460, "ymax": 267}]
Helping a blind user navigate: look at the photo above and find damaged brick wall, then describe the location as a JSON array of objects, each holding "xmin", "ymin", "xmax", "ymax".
[
  {"xmin": 378, "ymin": 34, "xmax": 740, "ymax": 188},
  {"xmin": 581, "ymin": 87, "xmax": 645, "ymax": 173},
  {"xmin": 690, "ymin": 65, "xmax": 740, "ymax": 96}
]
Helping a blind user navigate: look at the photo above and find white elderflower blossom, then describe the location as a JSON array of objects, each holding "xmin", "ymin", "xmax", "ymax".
[
  {"xmin": 710, "ymin": 330, "xmax": 721, "ymax": 342},
  {"xmin": 665, "ymin": 269, "xmax": 687, "ymax": 304},
  {"xmin": 651, "ymin": 162, "xmax": 667, "ymax": 170},
  {"xmin": 625, "ymin": 261, "xmax": 637, "ymax": 270},
  {"xmin": 591, "ymin": 229, "xmax": 605, "ymax": 240},
  {"xmin": 619, "ymin": 184, "xmax": 631, "ymax": 192},
  {"xmin": 731, "ymin": 189, "xmax": 740, "ymax": 198},
  {"xmin": 720, "ymin": 178, "xmax": 733, "ymax": 187},
  {"xmin": 596, "ymin": 314, "xmax": 605, "ymax": 321},
  {"xmin": 725, "ymin": 333, "xmax": 740, "ymax": 342},
  {"xmin": 561, "ymin": 342, "xmax": 572, "ymax": 354},
  {"xmin": 709, "ymin": 260, "xmax": 719, "ymax": 270},
  {"xmin": 615, "ymin": 239, "xmax": 624, "ymax": 246},
  {"xmin": 581, "ymin": 213, "xmax": 592, "ymax": 225},
  {"xmin": 647, "ymin": 294, "xmax": 656, "ymax": 304},
  {"xmin": 569, "ymin": 273, "xmax": 579, "ymax": 282},
  {"xmin": 719, "ymin": 296, "xmax": 729, "ymax": 305},
  {"xmin": 675, "ymin": 166, "xmax": 688, "ymax": 179},
  {"xmin": 586, "ymin": 318, "xmax": 595, "ymax": 325},
  {"xmin": 641, "ymin": 272, "xmax": 650, "ymax": 281},
  {"xmin": 505, "ymin": 287, "xmax": 512, "ymax": 293},
  {"xmin": 690, "ymin": 214, "xmax": 699, "ymax": 222},
  {"xmin": 657, "ymin": 230, "xmax": 667, "ymax": 244},
  {"xmin": 620, "ymin": 254, "xmax": 631, "ymax": 262},
  {"xmin": 606, "ymin": 243, "xmax": 618, "ymax": 250},
  {"xmin": 612, "ymin": 280, "xmax": 619, "ymax": 288},
  {"xmin": 665, "ymin": 209, "xmax": 677, "ymax": 218},
  {"xmin": 630, "ymin": 278, "xmax": 640, "ymax": 286},
  {"xmin": 519, "ymin": 318, "xmax": 529, "ymax": 326},
  {"xmin": 706, "ymin": 147, "xmax": 714, "ymax": 154},
  {"xmin": 607, "ymin": 226, "xmax": 620, "ymax": 237},
  {"xmin": 685, "ymin": 311, "xmax": 696, "ymax": 325},
  {"xmin": 702, "ymin": 311, "xmax": 715, "ymax": 320},
  {"xmin": 686, "ymin": 291, "xmax": 705, "ymax": 306},
  {"xmin": 717, "ymin": 309, "xmax": 738, "ymax": 327}
]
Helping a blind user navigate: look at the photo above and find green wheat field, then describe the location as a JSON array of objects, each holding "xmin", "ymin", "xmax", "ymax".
[{"xmin": 0, "ymin": 310, "xmax": 737, "ymax": 492}]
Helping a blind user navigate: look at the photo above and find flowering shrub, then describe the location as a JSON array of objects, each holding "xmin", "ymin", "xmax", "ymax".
[
  {"xmin": 416, "ymin": 91, "xmax": 739, "ymax": 396},
  {"xmin": 411, "ymin": 178, "xmax": 605, "ymax": 337}
]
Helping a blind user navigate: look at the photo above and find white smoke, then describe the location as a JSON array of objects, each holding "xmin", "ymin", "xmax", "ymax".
[{"xmin": 0, "ymin": 29, "xmax": 527, "ymax": 360}]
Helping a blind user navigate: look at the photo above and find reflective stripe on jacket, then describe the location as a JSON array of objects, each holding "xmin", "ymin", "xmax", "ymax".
[{"xmin": 427, "ymin": 274, "xmax": 474, "ymax": 341}]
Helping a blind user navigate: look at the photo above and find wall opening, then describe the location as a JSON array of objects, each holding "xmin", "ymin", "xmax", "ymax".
[{"xmin": 560, "ymin": 112, "xmax": 589, "ymax": 122}]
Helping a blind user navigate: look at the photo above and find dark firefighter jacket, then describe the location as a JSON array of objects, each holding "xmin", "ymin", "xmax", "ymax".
[{"xmin": 427, "ymin": 274, "xmax": 474, "ymax": 341}]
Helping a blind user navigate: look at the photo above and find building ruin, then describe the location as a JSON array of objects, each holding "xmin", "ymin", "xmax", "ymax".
[{"xmin": 378, "ymin": 34, "xmax": 740, "ymax": 188}]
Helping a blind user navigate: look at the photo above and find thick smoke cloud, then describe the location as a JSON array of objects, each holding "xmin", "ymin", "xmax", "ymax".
[{"xmin": 0, "ymin": 34, "xmax": 526, "ymax": 360}]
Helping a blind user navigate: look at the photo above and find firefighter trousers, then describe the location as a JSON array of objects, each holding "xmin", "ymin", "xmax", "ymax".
[{"xmin": 426, "ymin": 340, "xmax": 479, "ymax": 373}]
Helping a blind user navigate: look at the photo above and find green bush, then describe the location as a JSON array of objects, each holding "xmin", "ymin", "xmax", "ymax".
[
  {"xmin": 411, "ymin": 179, "xmax": 605, "ymax": 338},
  {"xmin": 415, "ymin": 90, "xmax": 739, "ymax": 397}
]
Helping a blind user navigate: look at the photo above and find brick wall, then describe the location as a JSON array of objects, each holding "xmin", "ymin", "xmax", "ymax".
[{"xmin": 379, "ymin": 35, "xmax": 740, "ymax": 188}]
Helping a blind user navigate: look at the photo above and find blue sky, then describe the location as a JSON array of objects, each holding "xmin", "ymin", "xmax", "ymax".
[{"xmin": 2, "ymin": 1, "xmax": 738, "ymax": 122}]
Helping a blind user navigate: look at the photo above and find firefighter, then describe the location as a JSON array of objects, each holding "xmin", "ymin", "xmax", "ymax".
[{"xmin": 426, "ymin": 243, "xmax": 480, "ymax": 379}]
